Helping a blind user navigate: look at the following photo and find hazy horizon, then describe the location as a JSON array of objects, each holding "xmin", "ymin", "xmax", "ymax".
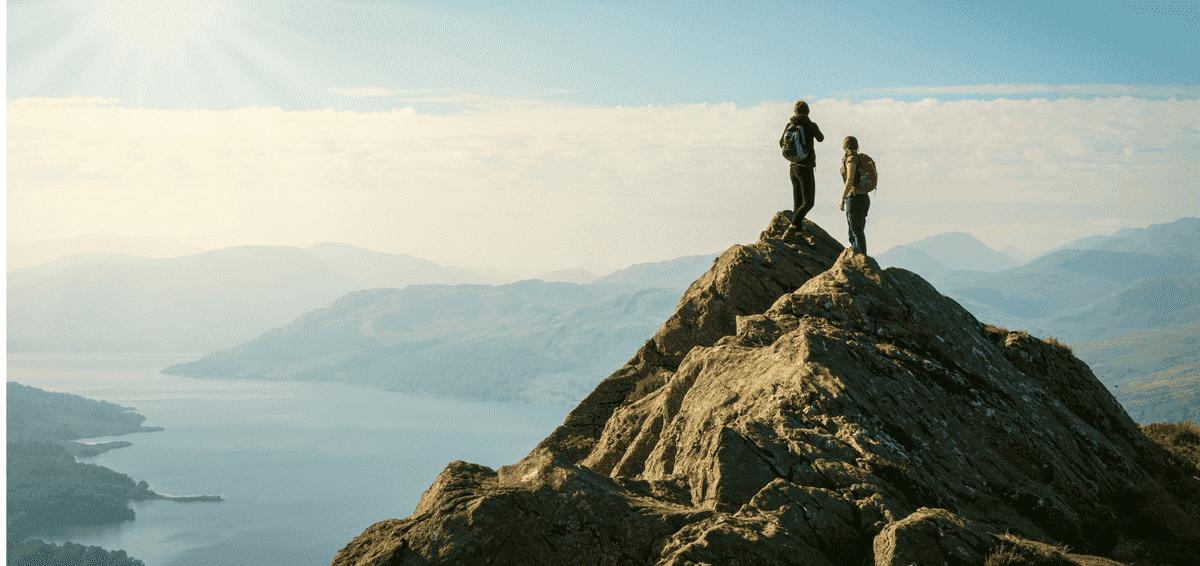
[
  {"xmin": 7, "ymin": 1, "xmax": 1199, "ymax": 275},
  {"xmin": 4, "ymin": 216, "xmax": 1193, "ymax": 280}
]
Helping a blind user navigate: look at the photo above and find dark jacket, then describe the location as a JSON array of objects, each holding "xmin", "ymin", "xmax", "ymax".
[{"xmin": 780, "ymin": 115, "xmax": 824, "ymax": 168}]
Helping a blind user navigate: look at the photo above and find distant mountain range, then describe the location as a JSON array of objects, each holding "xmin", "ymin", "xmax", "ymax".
[
  {"xmin": 161, "ymin": 250, "xmax": 721, "ymax": 403},
  {"xmin": 12, "ymin": 220, "xmax": 1197, "ymax": 422},
  {"xmin": 304, "ymin": 242, "xmax": 495, "ymax": 289},
  {"xmin": 876, "ymin": 231, "xmax": 1023, "ymax": 274},
  {"xmin": 7, "ymin": 235, "xmax": 204, "ymax": 271},
  {"xmin": 592, "ymin": 253, "xmax": 719, "ymax": 288},
  {"xmin": 6, "ymin": 243, "xmax": 505, "ymax": 353},
  {"xmin": 160, "ymin": 219, "xmax": 1198, "ymax": 420},
  {"xmin": 1041, "ymin": 217, "xmax": 1200, "ymax": 260}
]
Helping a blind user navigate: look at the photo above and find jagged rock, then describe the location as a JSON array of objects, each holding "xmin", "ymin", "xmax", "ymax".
[
  {"xmin": 332, "ymin": 212, "xmax": 1200, "ymax": 566},
  {"xmin": 872, "ymin": 507, "xmax": 994, "ymax": 566},
  {"xmin": 538, "ymin": 214, "xmax": 844, "ymax": 463}
]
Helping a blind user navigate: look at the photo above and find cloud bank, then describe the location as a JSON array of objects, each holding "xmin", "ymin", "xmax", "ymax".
[
  {"xmin": 836, "ymin": 83, "xmax": 1200, "ymax": 98},
  {"xmin": 7, "ymin": 95, "xmax": 1198, "ymax": 273}
]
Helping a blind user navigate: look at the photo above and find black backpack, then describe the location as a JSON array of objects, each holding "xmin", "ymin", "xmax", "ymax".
[{"xmin": 782, "ymin": 126, "xmax": 808, "ymax": 162}]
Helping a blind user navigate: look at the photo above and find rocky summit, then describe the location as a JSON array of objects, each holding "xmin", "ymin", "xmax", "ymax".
[{"xmin": 332, "ymin": 212, "xmax": 1200, "ymax": 566}]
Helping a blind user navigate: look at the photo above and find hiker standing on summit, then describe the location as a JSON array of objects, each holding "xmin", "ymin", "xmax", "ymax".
[
  {"xmin": 839, "ymin": 135, "xmax": 873, "ymax": 255},
  {"xmin": 780, "ymin": 100, "xmax": 823, "ymax": 237}
]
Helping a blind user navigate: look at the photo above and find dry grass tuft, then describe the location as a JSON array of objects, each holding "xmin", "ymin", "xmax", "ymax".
[
  {"xmin": 1043, "ymin": 335, "xmax": 1073, "ymax": 355},
  {"xmin": 982, "ymin": 323, "xmax": 1010, "ymax": 344},
  {"xmin": 984, "ymin": 534, "xmax": 1132, "ymax": 566},
  {"xmin": 983, "ymin": 534, "xmax": 1075, "ymax": 566},
  {"xmin": 1141, "ymin": 420, "xmax": 1200, "ymax": 473}
]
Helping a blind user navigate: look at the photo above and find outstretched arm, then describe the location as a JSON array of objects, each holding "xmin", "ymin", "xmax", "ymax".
[{"xmin": 812, "ymin": 123, "xmax": 824, "ymax": 143}]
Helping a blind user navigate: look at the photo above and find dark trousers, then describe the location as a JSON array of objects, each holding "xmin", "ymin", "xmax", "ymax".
[
  {"xmin": 845, "ymin": 194, "xmax": 870, "ymax": 255},
  {"xmin": 789, "ymin": 164, "xmax": 815, "ymax": 228}
]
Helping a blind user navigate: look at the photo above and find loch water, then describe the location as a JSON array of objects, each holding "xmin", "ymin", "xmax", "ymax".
[{"xmin": 8, "ymin": 353, "xmax": 573, "ymax": 566}]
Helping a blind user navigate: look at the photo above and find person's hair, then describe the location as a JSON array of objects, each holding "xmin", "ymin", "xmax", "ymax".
[
  {"xmin": 843, "ymin": 136, "xmax": 858, "ymax": 151},
  {"xmin": 794, "ymin": 100, "xmax": 809, "ymax": 116}
]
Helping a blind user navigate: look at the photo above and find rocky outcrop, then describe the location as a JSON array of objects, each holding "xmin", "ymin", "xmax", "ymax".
[
  {"xmin": 538, "ymin": 213, "xmax": 844, "ymax": 463},
  {"xmin": 332, "ymin": 212, "xmax": 1200, "ymax": 565}
]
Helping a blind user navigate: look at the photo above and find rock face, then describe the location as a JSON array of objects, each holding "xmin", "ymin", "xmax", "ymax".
[{"xmin": 331, "ymin": 213, "xmax": 1200, "ymax": 566}]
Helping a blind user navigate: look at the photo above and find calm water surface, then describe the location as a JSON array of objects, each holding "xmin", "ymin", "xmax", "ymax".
[{"xmin": 8, "ymin": 353, "xmax": 573, "ymax": 566}]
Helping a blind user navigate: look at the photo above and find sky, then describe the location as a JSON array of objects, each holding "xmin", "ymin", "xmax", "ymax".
[{"xmin": 6, "ymin": 0, "xmax": 1199, "ymax": 276}]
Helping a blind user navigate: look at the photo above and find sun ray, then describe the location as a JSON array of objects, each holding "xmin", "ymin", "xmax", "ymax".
[{"xmin": 81, "ymin": 0, "xmax": 228, "ymax": 107}]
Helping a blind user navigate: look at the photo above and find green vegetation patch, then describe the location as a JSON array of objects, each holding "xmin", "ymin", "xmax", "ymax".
[
  {"xmin": 7, "ymin": 382, "xmax": 163, "ymax": 446},
  {"xmin": 7, "ymin": 539, "xmax": 145, "ymax": 566},
  {"xmin": 6, "ymin": 440, "xmax": 159, "ymax": 541},
  {"xmin": 1072, "ymin": 325, "xmax": 1199, "ymax": 375}
]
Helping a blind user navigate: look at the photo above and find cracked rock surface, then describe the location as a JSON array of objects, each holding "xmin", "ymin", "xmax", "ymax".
[{"xmin": 331, "ymin": 212, "xmax": 1199, "ymax": 566}]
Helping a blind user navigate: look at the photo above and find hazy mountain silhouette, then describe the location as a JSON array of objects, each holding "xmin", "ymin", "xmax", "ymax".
[
  {"xmin": 331, "ymin": 212, "xmax": 1200, "ymax": 566},
  {"xmin": 162, "ymin": 253, "xmax": 727, "ymax": 403},
  {"xmin": 7, "ymin": 244, "xmax": 515, "ymax": 354},
  {"xmin": 7, "ymin": 253, "xmax": 146, "ymax": 288},
  {"xmin": 938, "ymin": 248, "xmax": 1196, "ymax": 329},
  {"xmin": 163, "ymin": 280, "xmax": 682, "ymax": 404},
  {"xmin": 1051, "ymin": 275, "xmax": 1200, "ymax": 339},
  {"xmin": 305, "ymin": 242, "xmax": 501, "ymax": 288},
  {"xmin": 878, "ymin": 231, "xmax": 1023, "ymax": 274},
  {"xmin": 7, "ymin": 235, "xmax": 203, "ymax": 271},
  {"xmin": 7, "ymin": 246, "xmax": 357, "ymax": 353},
  {"xmin": 1052, "ymin": 216, "xmax": 1200, "ymax": 260},
  {"xmin": 592, "ymin": 253, "xmax": 719, "ymax": 288},
  {"xmin": 1000, "ymin": 244, "xmax": 1033, "ymax": 264},
  {"xmin": 874, "ymin": 246, "xmax": 952, "ymax": 278},
  {"xmin": 535, "ymin": 269, "xmax": 600, "ymax": 284}
]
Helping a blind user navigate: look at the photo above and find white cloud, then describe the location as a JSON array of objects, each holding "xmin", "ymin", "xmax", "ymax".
[
  {"xmin": 7, "ymin": 95, "xmax": 1198, "ymax": 272},
  {"xmin": 835, "ymin": 83, "xmax": 1200, "ymax": 99},
  {"xmin": 8, "ymin": 96, "xmax": 122, "ymax": 107}
]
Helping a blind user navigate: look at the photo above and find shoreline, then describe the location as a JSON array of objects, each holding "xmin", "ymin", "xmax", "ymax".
[
  {"xmin": 157, "ymin": 494, "xmax": 224, "ymax": 503},
  {"xmin": 64, "ymin": 425, "xmax": 167, "ymax": 457}
]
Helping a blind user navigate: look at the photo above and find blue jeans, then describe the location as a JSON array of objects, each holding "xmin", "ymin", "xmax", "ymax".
[{"xmin": 845, "ymin": 194, "xmax": 870, "ymax": 255}]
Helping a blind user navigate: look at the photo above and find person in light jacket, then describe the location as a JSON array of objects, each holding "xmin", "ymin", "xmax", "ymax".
[{"xmin": 839, "ymin": 136, "xmax": 870, "ymax": 255}]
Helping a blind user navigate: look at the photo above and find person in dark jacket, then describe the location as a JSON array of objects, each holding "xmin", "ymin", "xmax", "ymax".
[
  {"xmin": 780, "ymin": 100, "xmax": 824, "ymax": 236},
  {"xmin": 839, "ymin": 135, "xmax": 870, "ymax": 255}
]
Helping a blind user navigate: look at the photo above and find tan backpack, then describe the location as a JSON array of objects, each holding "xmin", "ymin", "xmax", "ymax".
[{"xmin": 843, "ymin": 153, "xmax": 878, "ymax": 193}]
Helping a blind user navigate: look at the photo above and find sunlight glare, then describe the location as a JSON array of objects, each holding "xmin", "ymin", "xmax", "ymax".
[
  {"xmin": 79, "ymin": 0, "xmax": 229, "ymax": 107},
  {"xmin": 85, "ymin": 0, "xmax": 227, "ymax": 58}
]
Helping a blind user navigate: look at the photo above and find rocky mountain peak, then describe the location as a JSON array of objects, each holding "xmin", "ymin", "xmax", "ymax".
[{"xmin": 332, "ymin": 212, "xmax": 1199, "ymax": 566}]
